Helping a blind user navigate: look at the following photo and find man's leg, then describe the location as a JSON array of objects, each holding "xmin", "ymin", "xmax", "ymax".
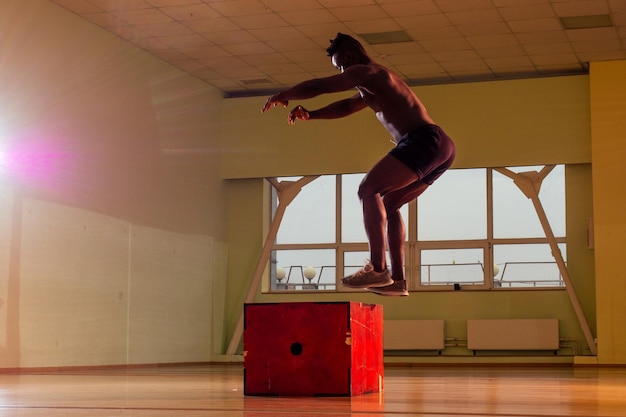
[
  {"xmin": 384, "ymin": 181, "xmax": 429, "ymax": 281},
  {"xmin": 358, "ymin": 154, "xmax": 420, "ymax": 273}
]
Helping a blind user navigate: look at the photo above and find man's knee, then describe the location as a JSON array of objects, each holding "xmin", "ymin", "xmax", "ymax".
[
  {"xmin": 383, "ymin": 196, "xmax": 402, "ymax": 215},
  {"xmin": 357, "ymin": 178, "xmax": 377, "ymax": 200}
]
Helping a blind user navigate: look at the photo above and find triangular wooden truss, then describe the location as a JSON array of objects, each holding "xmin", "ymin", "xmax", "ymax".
[{"xmin": 227, "ymin": 167, "xmax": 597, "ymax": 356}]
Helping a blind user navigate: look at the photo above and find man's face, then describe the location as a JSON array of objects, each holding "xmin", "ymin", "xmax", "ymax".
[{"xmin": 331, "ymin": 52, "xmax": 350, "ymax": 73}]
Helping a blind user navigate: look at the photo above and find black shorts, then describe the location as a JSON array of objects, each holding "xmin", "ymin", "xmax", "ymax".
[{"xmin": 389, "ymin": 124, "xmax": 456, "ymax": 185}]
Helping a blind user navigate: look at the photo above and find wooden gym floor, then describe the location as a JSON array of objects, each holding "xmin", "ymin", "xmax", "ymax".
[{"xmin": 0, "ymin": 364, "xmax": 625, "ymax": 416}]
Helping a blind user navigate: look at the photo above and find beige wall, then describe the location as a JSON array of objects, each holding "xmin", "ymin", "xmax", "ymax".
[
  {"xmin": 0, "ymin": 0, "xmax": 226, "ymax": 368},
  {"xmin": 2, "ymin": 0, "xmax": 622, "ymax": 368},
  {"xmin": 221, "ymin": 75, "xmax": 590, "ymax": 179},
  {"xmin": 590, "ymin": 60, "xmax": 626, "ymax": 365},
  {"xmin": 221, "ymin": 75, "xmax": 597, "ymax": 359}
]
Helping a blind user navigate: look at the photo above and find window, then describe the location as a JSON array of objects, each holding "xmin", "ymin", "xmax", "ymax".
[{"xmin": 269, "ymin": 165, "xmax": 566, "ymax": 292}]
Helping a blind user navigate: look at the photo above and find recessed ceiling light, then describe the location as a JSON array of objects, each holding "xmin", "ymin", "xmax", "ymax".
[
  {"xmin": 560, "ymin": 14, "xmax": 613, "ymax": 30},
  {"xmin": 357, "ymin": 31, "xmax": 413, "ymax": 45}
]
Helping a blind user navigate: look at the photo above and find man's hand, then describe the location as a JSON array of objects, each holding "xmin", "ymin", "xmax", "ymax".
[
  {"xmin": 261, "ymin": 94, "xmax": 288, "ymax": 113},
  {"xmin": 288, "ymin": 105, "xmax": 310, "ymax": 125}
]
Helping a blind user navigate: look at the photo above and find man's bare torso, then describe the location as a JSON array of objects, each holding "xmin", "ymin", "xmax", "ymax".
[{"xmin": 354, "ymin": 63, "xmax": 434, "ymax": 143}]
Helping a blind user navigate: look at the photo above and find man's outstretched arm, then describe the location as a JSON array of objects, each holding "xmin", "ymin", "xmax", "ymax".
[
  {"xmin": 261, "ymin": 65, "xmax": 371, "ymax": 113},
  {"xmin": 287, "ymin": 94, "xmax": 366, "ymax": 124}
]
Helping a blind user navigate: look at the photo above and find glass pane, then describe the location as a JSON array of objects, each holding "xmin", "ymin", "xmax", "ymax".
[
  {"xmin": 273, "ymin": 249, "xmax": 336, "ymax": 290},
  {"xmin": 493, "ymin": 244, "xmax": 566, "ymax": 288},
  {"xmin": 418, "ymin": 168, "xmax": 487, "ymax": 241},
  {"xmin": 341, "ymin": 173, "xmax": 408, "ymax": 243},
  {"xmin": 343, "ymin": 251, "xmax": 371, "ymax": 278},
  {"xmin": 341, "ymin": 174, "xmax": 366, "ymax": 243},
  {"xmin": 420, "ymin": 248, "xmax": 484, "ymax": 286},
  {"xmin": 275, "ymin": 176, "xmax": 335, "ymax": 244},
  {"xmin": 493, "ymin": 165, "xmax": 565, "ymax": 238}
]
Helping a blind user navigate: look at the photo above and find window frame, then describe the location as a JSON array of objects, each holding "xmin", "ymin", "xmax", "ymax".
[{"xmin": 268, "ymin": 166, "xmax": 567, "ymax": 293}]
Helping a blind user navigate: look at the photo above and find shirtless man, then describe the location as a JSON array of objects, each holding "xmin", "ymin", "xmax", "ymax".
[{"xmin": 261, "ymin": 33, "xmax": 455, "ymax": 296}]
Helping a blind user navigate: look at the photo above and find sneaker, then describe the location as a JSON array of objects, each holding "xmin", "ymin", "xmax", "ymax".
[
  {"xmin": 342, "ymin": 262, "xmax": 393, "ymax": 289},
  {"xmin": 366, "ymin": 280, "xmax": 409, "ymax": 297}
]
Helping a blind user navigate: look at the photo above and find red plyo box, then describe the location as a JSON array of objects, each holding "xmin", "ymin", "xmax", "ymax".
[{"xmin": 243, "ymin": 301, "xmax": 383, "ymax": 396}]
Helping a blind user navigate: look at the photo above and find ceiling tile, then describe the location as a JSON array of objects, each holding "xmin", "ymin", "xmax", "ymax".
[
  {"xmin": 380, "ymin": 1, "xmax": 440, "ymax": 17},
  {"xmin": 152, "ymin": 48, "xmax": 195, "ymax": 60},
  {"xmin": 182, "ymin": 17, "xmax": 241, "ymax": 33},
  {"xmin": 431, "ymin": 49, "xmax": 482, "ymax": 62},
  {"xmin": 434, "ymin": 0, "xmax": 494, "ymax": 13},
  {"xmin": 445, "ymin": 9, "xmax": 504, "ymax": 25},
  {"xmin": 214, "ymin": 64, "xmax": 265, "ymax": 78},
  {"xmin": 466, "ymin": 33, "xmax": 520, "ymax": 48},
  {"xmin": 328, "ymin": 5, "xmax": 388, "ymax": 21},
  {"xmin": 420, "ymin": 37, "xmax": 473, "ymax": 51},
  {"xmin": 168, "ymin": 58, "xmax": 208, "ymax": 72},
  {"xmin": 260, "ymin": 0, "xmax": 323, "ymax": 12},
  {"xmin": 208, "ymin": 0, "xmax": 270, "ymax": 16},
  {"xmin": 266, "ymin": 38, "xmax": 320, "ymax": 53},
  {"xmin": 395, "ymin": 13, "xmax": 452, "ymax": 29},
  {"xmin": 249, "ymin": 26, "xmax": 305, "ymax": 42},
  {"xmin": 240, "ymin": 52, "xmax": 291, "ymax": 66},
  {"xmin": 199, "ymin": 55, "xmax": 248, "ymax": 69},
  {"xmin": 271, "ymin": 72, "xmax": 314, "ymax": 85},
  {"xmin": 396, "ymin": 62, "xmax": 448, "ymax": 78},
  {"xmin": 113, "ymin": 8, "xmax": 174, "ymax": 25},
  {"xmin": 565, "ymin": 27, "xmax": 618, "ymax": 41},
  {"xmin": 523, "ymin": 42, "xmax": 574, "ymax": 55},
  {"xmin": 160, "ymin": 4, "xmax": 222, "ymax": 20},
  {"xmin": 158, "ymin": 34, "xmax": 211, "ymax": 48},
  {"xmin": 50, "ymin": 0, "xmax": 626, "ymax": 95},
  {"xmin": 318, "ymin": 0, "xmax": 376, "ymax": 6},
  {"xmin": 476, "ymin": 45, "xmax": 527, "ymax": 58},
  {"xmin": 370, "ymin": 41, "xmax": 425, "ymax": 56},
  {"xmin": 384, "ymin": 52, "xmax": 434, "ymax": 66},
  {"xmin": 530, "ymin": 53, "xmax": 579, "ymax": 66},
  {"xmin": 508, "ymin": 18, "xmax": 563, "ymax": 33},
  {"xmin": 88, "ymin": 0, "xmax": 153, "ymax": 11},
  {"xmin": 201, "ymin": 30, "xmax": 259, "ymax": 45},
  {"xmin": 515, "ymin": 30, "xmax": 569, "ymax": 44},
  {"xmin": 132, "ymin": 36, "xmax": 171, "ymax": 49},
  {"xmin": 106, "ymin": 25, "xmax": 149, "ymax": 41},
  {"xmin": 145, "ymin": 0, "xmax": 203, "ymax": 5},
  {"xmin": 575, "ymin": 49, "xmax": 626, "ymax": 61},
  {"xmin": 135, "ymin": 21, "xmax": 195, "ymax": 36},
  {"xmin": 491, "ymin": 0, "xmax": 549, "ymax": 7},
  {"xmin": 81, "ymin": 12, "xmax": 128, "ymax": 27},
  {"xmin": 345, "ymin": 19, "xmax": 402, "ymax": 34},
  {"xmin": 497, "ymin": 4, "xmax": 555, "ymax": 21},
  {"xmin": 279, "ymin": 9, "xmax": 339, "ymax": 25},
  {"xmin": 255, "ymin": 62, "xmax": 307, "ymax": 76},
  {"xmin": 572, "ymin": 38, "xmax": 622, "ymax": 52},
  {"xmin": 179, "ymin": 44, "xmax": 232, "ymax": 59},
  {"xmin": 485, "ymin": 55, "xmax": 535, "ymax": 69},
  {"xmin": 295, "ymin": 22, "xmax": 352, "ymax": 38},
  {"xmin": 456, "ymin": 22, "xmax": 512, "ymax": 36},
  {"xmin": 50, "ymin": 0, "xmax": 104, "ymax": 13},
  {"xmin": 552, "ymin": 1, "xmax": 610, "ymax": 17},
  {"xmin": 221, "ymin": 41, "xmax": 275, "ymax": 55},
  {"xmin": 229, "ymin": 13, "xmax": 289, "ymax": 29},
  {"xmin": 404, "ymin": 26, "xmax": 463, "ymax": 41}
]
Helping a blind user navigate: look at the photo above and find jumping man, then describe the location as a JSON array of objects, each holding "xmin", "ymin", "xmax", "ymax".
[{"xmin": 261, "ymin": 33, "xmax": 455, "ymax": 296}]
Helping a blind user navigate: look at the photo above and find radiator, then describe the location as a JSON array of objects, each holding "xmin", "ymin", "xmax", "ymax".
[
  {"xmin": 467, "ymin": 319, "xmax": 559, "ymax": 351},
  {"xmin": 384, "ymin": 320, "xmax": 445, "ymax": 350}
]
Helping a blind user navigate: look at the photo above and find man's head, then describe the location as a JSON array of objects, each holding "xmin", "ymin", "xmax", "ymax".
[{"xmin": 326, "ymin": 33, "xmax": 369, "ymax": 71}]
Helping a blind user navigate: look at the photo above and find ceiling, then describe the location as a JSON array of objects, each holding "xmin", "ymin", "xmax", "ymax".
[{"xmin": 49, "ymin": 0, "xmax": 626, "ymax": 97}]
